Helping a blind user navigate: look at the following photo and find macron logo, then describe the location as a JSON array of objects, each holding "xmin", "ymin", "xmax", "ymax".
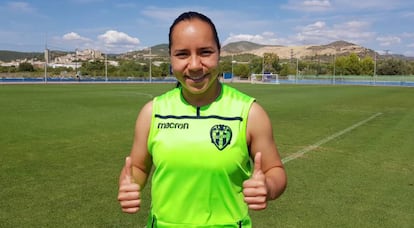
[{"xmin": 157, "ymin": 122, "xmax": 189, "ymax": 129}]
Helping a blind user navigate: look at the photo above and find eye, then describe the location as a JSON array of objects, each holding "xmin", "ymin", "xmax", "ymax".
[
  {"xmin": 200, "ymin": 49, "xmax": 214, "ymax": 57},
  {"xmin": 173, "ymin": 51, "xmax": 189, "ymax": 59}
]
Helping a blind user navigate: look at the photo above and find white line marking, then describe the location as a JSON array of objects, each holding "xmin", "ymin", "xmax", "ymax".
[
  {"xmin": 282, "ymin": 112, "xmax": 383, "ymax": 164},
  {"xmin": 135, "ymin": 92, "xmax": 154, "ymax": 98}
]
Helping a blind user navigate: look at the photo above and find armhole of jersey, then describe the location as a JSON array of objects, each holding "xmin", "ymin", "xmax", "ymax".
[
  {"xmin": 147, "ymin": 98, "xmax": 157, "ymax": 156},
  {"xmin": 243, "ymin": 98, "xmax": 256, "ymax": 159}
]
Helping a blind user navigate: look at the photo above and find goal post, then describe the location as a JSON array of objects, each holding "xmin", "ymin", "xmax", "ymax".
[{"xmin": 250, "ymin": 73, "xmax": 279, "ymax": 84}]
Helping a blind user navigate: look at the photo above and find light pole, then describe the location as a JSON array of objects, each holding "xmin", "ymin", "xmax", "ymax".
[
  {"xmin": 374, "ymin": 52, "xmax": 377, "ymax": 76},
  {"xmin": 333, "ymin": 52, "xmax": 336, "ymax": 85},
  {"xmin": 44, "ymin": 48, "xmax": 48, "ymax": 83},
  {"xmin": 291, "ymin": 52, "xmax": 299, "ymax": 84},
  {"xmin": 296, "ymin": 57, "xmax": 299, "ymax": 84},
  {"xmin": 44, "ymin": 35, "xmax": 48, "ymax": 83},
  {"xmin": 262, "ymin": 53, "xmax": 265, "ymax": 75},
  {"xmin": 149, "ymin": 47, "xmax": 152, "ymax": 83},
  {"xmin": 231, "ymin": 55, "xmax": 236, "ymax": 82},
  {"xmin": 75, "ymin": 48, "xmax": 78, "ymax": 80},
  {"xmin": 103, "ymin": 53, "xmax": 107, "ymax": 82}
]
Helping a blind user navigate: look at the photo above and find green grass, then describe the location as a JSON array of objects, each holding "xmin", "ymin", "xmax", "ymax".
[{"xmin": 0, "ymin": 83, "xmax": 413, "ymax": 227}]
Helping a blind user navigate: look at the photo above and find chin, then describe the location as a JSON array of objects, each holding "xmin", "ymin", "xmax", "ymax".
[
  {"xmin": 185, "ymin": 84, "xmax": 208, "ymax": 95},
  {"xmin": 183, "ymin": 79, "xmax": 210, "ymax": 92}
]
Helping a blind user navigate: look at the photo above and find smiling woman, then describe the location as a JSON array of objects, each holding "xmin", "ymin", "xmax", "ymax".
[
  {"xmin": 117, "ymin": 11, "xmax": 287, "ymax": 228},
  {"xmin": 169, "ymin": 12, "xmax": 222, "ymax": 106}
]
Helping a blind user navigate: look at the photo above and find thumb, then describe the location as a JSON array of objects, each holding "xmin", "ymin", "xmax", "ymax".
[
  {"xmin": 253, "ymin": 152, "xmax": 263, "ymax": 177},
  {"xmin": 123, "ymin": 156, "xmax": 133, "ymax": 183}
]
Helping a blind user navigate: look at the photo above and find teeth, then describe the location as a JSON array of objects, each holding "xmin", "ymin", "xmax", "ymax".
[{"xmin": 189, "ymin": 75, "xmax": 204, "ymax": 80}]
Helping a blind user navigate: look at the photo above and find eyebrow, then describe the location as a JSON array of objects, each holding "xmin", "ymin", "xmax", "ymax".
[
  {"xmin": 172, "ymin": 46, "xmax": 216, "ymax": 52},
  {"xmin": 172, "ymin": 48, "xmax": 187, "ymax": 52}
]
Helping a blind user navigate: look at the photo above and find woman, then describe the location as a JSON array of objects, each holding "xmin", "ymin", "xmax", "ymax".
[{"xmin": 118, "ymin": 11, "xmax": 287, "ymax": 227}]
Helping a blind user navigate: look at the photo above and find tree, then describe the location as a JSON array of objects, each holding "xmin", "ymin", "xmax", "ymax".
[
  {"xmin": 335, "ymin": 56, "xmax": 347, "ymax": 76},
  {"xmin": 118, "ymin": 60, "xmax": 145, "ymax": 77},
  {"xmin": 360, "ymin": 56, "xmax": 374, "ymax": 76},
  {"xmin": 279, "ymin": 63, "xmax": 296, "ymax": 76},
  {"xmin": 80, "ymin": 61, "xmax": 105, "ymax": 76},
  {"xmin": 377, "ymin": 58, "xmax": 409, "ymax": 75},
  {"xmin": 233, "ymin": 64, "xmax": 250, "ymax": 78},
  {"xmin": 249, "ymin": 57, "xmax": 263, "ymax": 74},
  {"xmin": 18, "ymin": 62, "xmax": 34, "ymax": 72},
  {"xmin": 263, "ymin": 53, "xmax": 281, "ymax": 73},
  {"xmin": 345, "ymin": 53, "xmax": 361, "ymax": 75},
  {"xmin": 219, "ymin": 59, "xmax": 232, "ymax": 75},
  {"xmin": 158, "ymin": 62, "xmax": 171, "ymax": 76}
]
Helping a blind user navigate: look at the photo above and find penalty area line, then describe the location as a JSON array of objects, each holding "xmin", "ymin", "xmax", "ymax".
[{"xmin": 282, "ymin": 112, "xmax": 382, "ymax": 164}]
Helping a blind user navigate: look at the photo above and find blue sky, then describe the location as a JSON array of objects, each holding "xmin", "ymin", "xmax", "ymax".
[{"xmin": 1, "ymin": 0, "xmax": 413, "ymax": 56}]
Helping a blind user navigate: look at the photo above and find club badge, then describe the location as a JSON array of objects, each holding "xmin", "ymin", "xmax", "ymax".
[{"xmin": 210, "ymin": 124, "xmax": 232, "ymax": 151}]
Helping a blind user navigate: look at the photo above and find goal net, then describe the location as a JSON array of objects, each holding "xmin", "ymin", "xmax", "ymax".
[{"xmin": 250, "ymin": 73, "xmax": 280, "ymax": 84}]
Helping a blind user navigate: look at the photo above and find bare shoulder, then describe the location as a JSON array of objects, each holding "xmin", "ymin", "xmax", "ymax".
[
  {"xmin": 247, "ymin": 102, "xmax": 272, "ymax": 133},
  {"xmin": 139, "ymin": 100, "xmax": 153, "ymax": 118},
  {"xmin": 247, "ymin": 102, "xmax": 282, "ymax": 170},
  {"xmin": 248, "ymin": 102, "xmax": 269, "ymax": 119},
  {"xmin": 132, "ymin": 100, "xmax": 153, "ymax": 150},
  {"xmin": 135, "ymin": 100, "xmax": 153, "ymax": 126}
]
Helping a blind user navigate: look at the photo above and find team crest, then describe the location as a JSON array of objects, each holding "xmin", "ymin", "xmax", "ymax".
[{"xmin": 210, "ymin": 124, "xmax": 232, "ymax": 151}]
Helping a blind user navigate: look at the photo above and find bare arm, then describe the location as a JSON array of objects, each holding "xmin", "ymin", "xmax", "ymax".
[
  {"xmin": 243, "ymin": 102, "xmax": 287, "ymax": 210},
  {"xmin": 126, "ymin": 101, "xmax": 153, "ymax": 187},
  {"xmin": 117, "ymin": 101, "xmax": 153, "ymax": 213}
]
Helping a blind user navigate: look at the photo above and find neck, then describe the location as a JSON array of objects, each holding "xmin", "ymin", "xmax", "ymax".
[{"xmin": 182, "ymin": 80, "xmax": 221, "ymax": 107}]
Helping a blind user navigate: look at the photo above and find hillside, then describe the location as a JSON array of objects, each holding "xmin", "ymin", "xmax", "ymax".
[
  {"xmin": 0, "ymin": 50, "xmax": 44, "ymax": 62},
  {"xmin": 220, "ymin": 40, "xmax": 375, "ymax": 59},
  {"xmin": 2, "ymin": 40, "xmax": 412, "ymax": 62},
  {"xmin": 120, "ymin": 44, "xmax": 169, "ymax": 58},
  {"xmin": 221, "ymin": 41, "xmax": 266, "ymax": 53}
]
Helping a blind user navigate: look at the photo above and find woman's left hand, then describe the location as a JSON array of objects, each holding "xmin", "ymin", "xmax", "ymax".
[{"xmin": 242, "ymin": 152, "xmax": 268, "ymax": 210}]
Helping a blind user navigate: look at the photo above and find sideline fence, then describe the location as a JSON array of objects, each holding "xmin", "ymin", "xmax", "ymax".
[
  {"xmin": 256, "ymin": 75, "xmax": 414, "ymax": 87},
  {"xmin": 1, "ymin": 75, "xmax": 414, "ymax": 87}
]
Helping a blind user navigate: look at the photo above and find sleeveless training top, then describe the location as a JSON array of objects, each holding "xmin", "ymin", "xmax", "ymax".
[{"xmin": 147, "ymin": 84, "xmax": 255, "ymax": 227}]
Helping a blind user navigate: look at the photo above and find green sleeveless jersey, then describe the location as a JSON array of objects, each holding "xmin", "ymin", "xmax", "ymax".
[{"xmin": 147, "ymin": 84, "xmax": 255, "ymax": 228}]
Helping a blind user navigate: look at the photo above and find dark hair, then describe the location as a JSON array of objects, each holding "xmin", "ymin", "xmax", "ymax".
[{"xmin": 168, "ymin": 11, "xmax": 221, "ymax": 55}]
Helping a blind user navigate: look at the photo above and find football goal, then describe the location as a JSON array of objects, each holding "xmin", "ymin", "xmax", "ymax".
[{"xmin": 250, "ymin": 73, "xmax": 280, "ymax": 84}]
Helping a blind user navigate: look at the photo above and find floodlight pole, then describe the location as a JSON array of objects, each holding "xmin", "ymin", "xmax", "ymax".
[
  {"xmin": 105, "ymin": 53, "xmax": 108, "ymax": 82},
  {"xmin": 333, "ymin": 52, "xmax": 336, "ymax": 85},
  {"xmin": 262, "ymin": 53, "xmax": 265, "ymax": 75},
  {"xmin": 44, "ymin": 34, "xmax": 48, "ymax": 84},
  {"xmin": 231, "ymin": 55, "xmax": 236, "ymax": 82},
  {"xmin": 75, "ymin": 48, "xmax": 78, "ymax": 76},
  {"xmin": 44, "ymin": 48, "xmax": 48, "ymax": 84},
  {"xmin": 374, "ymin": 52, "xmax": 377, "ymax": 85},
  {"xmin": 149, "ymin": 47, "xmax": 152, "ymax": 83},
  {"xmin": 296, "ymin": 57, "xmax": 299, "ymax": 84},
  {"xmin": 44, "ymin": 62, "xmax": 47, "ymax": 83}
]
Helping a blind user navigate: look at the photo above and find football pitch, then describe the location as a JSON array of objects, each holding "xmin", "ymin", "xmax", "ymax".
[{"xmin": 0, "ymin": 83, "xmax": 413, "ymax": 227}]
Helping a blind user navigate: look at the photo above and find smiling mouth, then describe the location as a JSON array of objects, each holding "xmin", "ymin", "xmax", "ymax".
[{"xmin": 186, "ymin": 74, "xmax": 208, "ymax": 82}]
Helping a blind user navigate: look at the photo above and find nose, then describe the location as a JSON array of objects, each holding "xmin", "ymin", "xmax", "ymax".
[{"xmin": 188, "ymin": 55, "xmax": 202, "ymax": 71}]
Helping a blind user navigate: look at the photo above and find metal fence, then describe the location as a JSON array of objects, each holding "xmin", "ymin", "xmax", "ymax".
[
  {"xmin": 1, "ymin": 75, "xmax": 414, "ymax": 87},
  {"xmin": 273, "ymin": 75, "xmax": 414, "ymax": 87}
]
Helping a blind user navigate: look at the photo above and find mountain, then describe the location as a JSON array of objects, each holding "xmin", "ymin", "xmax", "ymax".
[
  {"xmin": 116, "ymin": 44, "xmax": 169, "ymax": 60},
  {"xmin": 124, "ymin": 40, "xmax": 377, "ymax": 59},
  {"xmin": 220, "ymin": 40, "xmax": 375, "ymax": 59},
  {"xmin": 2, "ymin": 41, "xmax": 412, "ymax": 62},
  {"xmin": 0, "ymin": 50, "xmax": 44, "ymax": 62},
  {"xmin": 221, "ymin": 41, "xmax": 267, "ymax": 53}
]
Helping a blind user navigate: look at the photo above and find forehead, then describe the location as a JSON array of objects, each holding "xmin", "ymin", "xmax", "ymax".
[{"xmin": 170, "ymin": 19, "xmax": 216, "ymax": 47}]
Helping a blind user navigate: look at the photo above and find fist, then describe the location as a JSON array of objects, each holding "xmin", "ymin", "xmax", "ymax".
[
  {"xmin": 117, "ymin": 156, "xmax": 141, "ymax": 213},
  {"xmin": 243, "ymin": 152, "xmax": 268, "ymax": 210}
]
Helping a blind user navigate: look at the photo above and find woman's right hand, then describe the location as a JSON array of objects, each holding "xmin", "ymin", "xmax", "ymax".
[{"xmin": 117, "ymin": 156, "xmax": 141, "ymax": 213}]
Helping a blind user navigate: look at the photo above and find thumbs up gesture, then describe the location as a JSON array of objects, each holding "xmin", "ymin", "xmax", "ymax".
[
  {"xmin": 243, "ymin": 152, "xmax": 268, "ymax": 210},
  {"xmin": 117, "ymin": 156, "xmax": 141, "ymax": 213}
]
